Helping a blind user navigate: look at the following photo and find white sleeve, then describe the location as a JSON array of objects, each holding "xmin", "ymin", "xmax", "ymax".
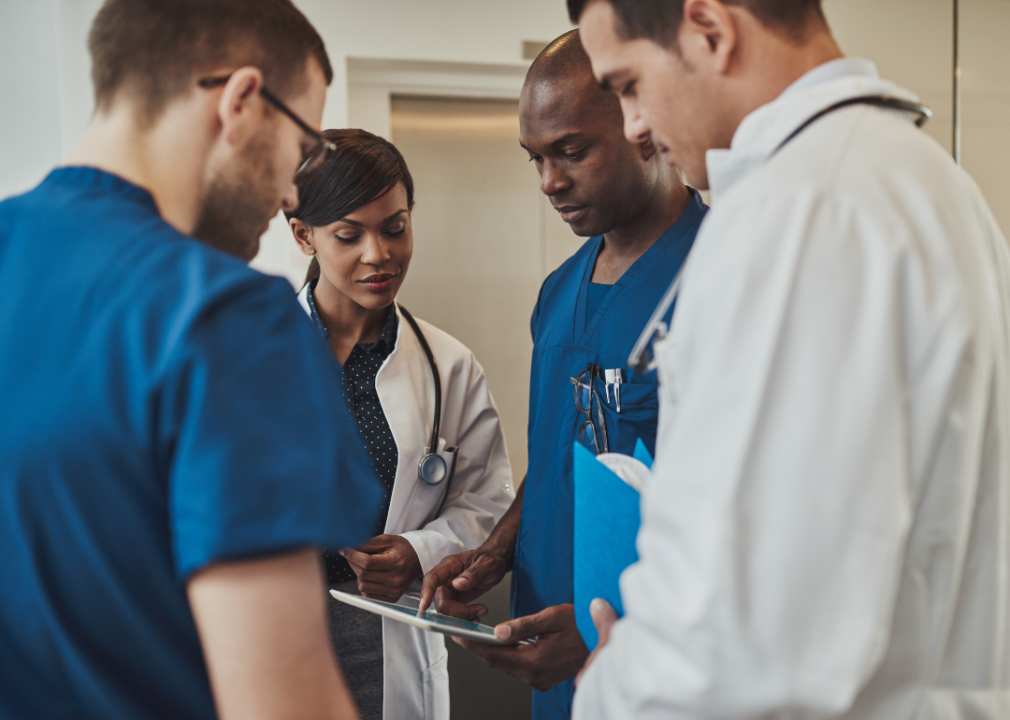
[
  {"xmin": 573, "ymin": 192, "xmax": 924, "ymax": 719},
  {"xmin": 400, "ymin": 355, "xmax": 515, "ymax": 574}
]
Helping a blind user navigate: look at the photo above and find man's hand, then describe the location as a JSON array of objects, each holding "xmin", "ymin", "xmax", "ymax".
[
  {"xmin": 454, "ymin": 604, "xmax": 588, "ymax": 692},
  {"xmin": 418, "ymin": 546, "xmax": 509, "ymax": 618},
  {"xmin": 340, "ymin": 534, "xmax": 422, "ymax": 603},
  {"xmin": 418, "ymin": 480, "xmax": 524, "ymax": 616},
  {"xmin": 575, "ymin": 598, "xmax": 618, "ymax": 687}
]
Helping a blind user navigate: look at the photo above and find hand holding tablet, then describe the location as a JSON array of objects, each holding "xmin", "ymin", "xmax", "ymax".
[{"xmin": 329, "ymin": 590, "xmax": 534, "ymax": 646}]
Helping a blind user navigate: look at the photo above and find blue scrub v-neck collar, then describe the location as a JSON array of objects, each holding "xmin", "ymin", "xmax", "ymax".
[{"xmin": 575, "ymin": 189, "xmax": 706, "ymax": 346}]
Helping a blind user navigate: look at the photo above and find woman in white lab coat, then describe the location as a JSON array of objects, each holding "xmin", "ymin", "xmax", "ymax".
[{"xmin": 285, "ymin": 129, "xmax": 514, "ymax": 720}]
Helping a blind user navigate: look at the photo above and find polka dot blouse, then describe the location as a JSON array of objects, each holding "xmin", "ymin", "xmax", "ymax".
[{"xmin": 306, "ymin": 282, "xmax": 399, "ymax": 585}]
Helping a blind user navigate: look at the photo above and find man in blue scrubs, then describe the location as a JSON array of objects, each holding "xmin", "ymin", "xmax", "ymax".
[
  {"xmin": 0, "ymin": 2, "xmax": 381, "ymax": 719},
  {"xmin": 419, "ymin": 30, "xmax": 707, "ymax": 718}
]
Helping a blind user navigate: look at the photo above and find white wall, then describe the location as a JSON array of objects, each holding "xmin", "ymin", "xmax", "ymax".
[
  {"xmin": 0, "ymin": 0, "xmax": 1006, "ymax": 262},
  {"xmin": 0, "ymin": 0, "xmax": 103, "ymax": 200},
  {"xmin": 296, "ymin": 0, "xmax": 573, "ymax": 131},
  {"xmin": 0, "ymin": 0, "xmax": 571, "ymax": 200}
]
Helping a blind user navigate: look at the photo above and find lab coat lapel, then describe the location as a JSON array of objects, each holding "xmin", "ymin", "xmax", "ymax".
[{"xmin": 375, "ymin": 304, "xmax": 434, "ymax": 535}]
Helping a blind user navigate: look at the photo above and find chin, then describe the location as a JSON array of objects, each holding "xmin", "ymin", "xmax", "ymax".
[
  {"xmin": 567, "ymin": 215, "xmax": 608, "ymax": 239},
  {"xmin": 355, "ymin": 291, "xmax": 397, "ymax": 312}
]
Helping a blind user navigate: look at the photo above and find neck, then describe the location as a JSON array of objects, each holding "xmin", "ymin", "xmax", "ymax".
[
  {"xmin": 64, "ymin": 99, "xmax": 212, "ymax": 235},
  {"xmin": 311, "ymin": 277, "xmax": 389, "ymax": 361},
  {"xmin": 594, "ymin": 169, "xmax": 691, "ymax": 284},
  {"xmin": 723, "ymin": 15, "xmax": 845, "ymax": 139}
]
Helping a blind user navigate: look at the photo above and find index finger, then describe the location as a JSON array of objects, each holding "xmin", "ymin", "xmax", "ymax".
[{"xmin": 419, "ymin": 555, "xmax": 468, "ymax": 613}]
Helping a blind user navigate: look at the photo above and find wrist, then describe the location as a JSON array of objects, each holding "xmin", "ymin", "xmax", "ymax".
[{"xmin": 479, "ymin": 530, "xmax": 516, "ymax": 570}]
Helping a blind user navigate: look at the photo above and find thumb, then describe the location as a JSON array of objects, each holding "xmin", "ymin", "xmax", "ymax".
[
  {"xmin": 590, "ymin": 598, "xmax": 619, "ymax": 648},
  {"xmin": 494, "ymin": 605, "xmax": 559, "ymax": 641}
]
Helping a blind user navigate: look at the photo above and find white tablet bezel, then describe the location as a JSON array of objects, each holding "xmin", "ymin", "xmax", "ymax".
[{"xmin": 329, "ymin": 590, "xmax": 531, "ymax": 646}]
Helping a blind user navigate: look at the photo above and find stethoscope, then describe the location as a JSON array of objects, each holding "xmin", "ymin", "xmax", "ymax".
[
  {"xmin": 629, "ymin": 94, "xmax": 932, "ymax": 374},
  {"xmin": 397, "ymin": 304, "xmax": 458, "ymax": 487}
]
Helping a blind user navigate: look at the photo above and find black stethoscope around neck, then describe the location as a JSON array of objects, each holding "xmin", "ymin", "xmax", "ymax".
[
  {"xmin": 628, "ymin": 94, "xmax": 932, "ymax": 375},
  {"xmin": 397, "ymin": 304, "xmax": 458, "ymax": 487}
]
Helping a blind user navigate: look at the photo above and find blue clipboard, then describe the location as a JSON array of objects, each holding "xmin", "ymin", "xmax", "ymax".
[{"xmin": 573, "ymin": 439, "xmax": 652, "ymax": 650}]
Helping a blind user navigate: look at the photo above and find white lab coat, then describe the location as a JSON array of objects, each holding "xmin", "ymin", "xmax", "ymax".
[
  {"xmin": 573, "ymin": 59, "xmax": 1010, "ymax": 719},
  {"xmin": 298, "ymin": 289, "xmax": 515, "ymax": 720}
]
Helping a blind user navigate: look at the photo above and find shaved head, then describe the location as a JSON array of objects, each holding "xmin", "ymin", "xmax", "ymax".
[{"xmin": 525, "ymin": 30, "xmax": 623, "ymax": 127}]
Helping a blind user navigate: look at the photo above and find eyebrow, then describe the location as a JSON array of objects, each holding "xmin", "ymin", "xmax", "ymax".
[
  {"xmin": 519, "ymin": 133, "xmax": 591, "ymax": 154},
  {"xmin": 338, "ymin": 209, "xmax": 408, "ymax": 228}
]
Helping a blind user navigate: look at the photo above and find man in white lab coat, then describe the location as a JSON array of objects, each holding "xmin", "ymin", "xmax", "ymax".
[{"xmin": 569, "ymin": 0, "xmax": 1010, "ymax": 718}]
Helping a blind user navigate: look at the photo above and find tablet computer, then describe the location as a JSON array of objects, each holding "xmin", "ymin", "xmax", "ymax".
[{"xmin": 329, "ymin": 590, "xmax": 532, "ymax": 646}]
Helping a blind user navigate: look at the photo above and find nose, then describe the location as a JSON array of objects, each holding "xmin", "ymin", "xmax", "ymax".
[
  {"xmin": 540, "ymin": 159, "xmax": 572, "ymax": 197},
  {"xmin": 280, "ymin": 180, "xmax": 299, "ymax": 214},
  {"xmin": 621, "ymin": 99, "xmax": 651, "ymax": 146},
  {"xmin": 360, "ymin": 233, "xmax": 391, "ymax": 266}
]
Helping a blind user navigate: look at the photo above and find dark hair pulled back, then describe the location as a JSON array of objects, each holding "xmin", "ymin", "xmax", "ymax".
[{"xmin": 286, "ymin": 128, "xmax": 415, "ymax": 288}]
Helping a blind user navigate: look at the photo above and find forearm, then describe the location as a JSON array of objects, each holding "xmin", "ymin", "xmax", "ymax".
[
  {"xmin": 188, "ymin": 549, "xmax": 358, "ymax": 720},
  {"xmin": 479, "ymin": 478, "xmax": 524, "ymax": 569}
]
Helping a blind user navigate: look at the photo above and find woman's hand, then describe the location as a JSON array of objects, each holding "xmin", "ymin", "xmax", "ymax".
[{"xmin": 340, "ymin": 535, "xmax": 423, "ymax": 603}]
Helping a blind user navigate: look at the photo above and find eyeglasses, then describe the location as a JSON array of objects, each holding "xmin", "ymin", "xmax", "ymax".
[
  {"xmin": 570, "ymin": 364, "xmax": 610, "ymax": 455},
  {"xmin": 198, "ymin": 75, "xmax": 336, "ymax": 184}
]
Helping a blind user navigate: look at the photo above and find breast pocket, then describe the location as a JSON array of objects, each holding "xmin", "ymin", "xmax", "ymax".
[{"xmin": 594, "ymin": 378, "xmax": 659, "ymax": 457}]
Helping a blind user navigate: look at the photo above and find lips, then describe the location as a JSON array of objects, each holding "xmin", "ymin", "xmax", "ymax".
[
  {"xmin": 360, "ymin": 273, "xmax": 398, "ymax": 292},
  {"xmin": 554, "ymin": 205, "xmax": 587, "ymax": 223}
]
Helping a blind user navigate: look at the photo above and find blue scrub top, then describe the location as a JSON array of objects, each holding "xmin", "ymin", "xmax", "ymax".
[
  {"xmin": 513, "ymin": 191, "xmax": 707, "ymax": 719},
  {"xmin": 0, "ymin": 167, "xmax": 383, "ymax": 720}
]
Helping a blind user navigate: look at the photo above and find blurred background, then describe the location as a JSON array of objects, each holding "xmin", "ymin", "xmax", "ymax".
[{"xmin": 1, "ymin": 1, "xmax": 1007, "ymax": 718}]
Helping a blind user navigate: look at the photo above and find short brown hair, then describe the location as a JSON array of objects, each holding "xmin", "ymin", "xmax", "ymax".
[
  {"xmin": 568, "ymin": 0, "xmax": 826, "ymax": 46},
  {"xmin": 88, "ymin": 0, "xmax": 333, "ymax": 124}
]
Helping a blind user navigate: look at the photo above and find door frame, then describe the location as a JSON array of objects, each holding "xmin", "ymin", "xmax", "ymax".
[{"xmin": 346, "ymin": 57, "xmax": 528, "ymax": 140}]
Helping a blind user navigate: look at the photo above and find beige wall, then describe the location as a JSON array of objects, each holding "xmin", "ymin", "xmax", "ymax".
[{"xmin": 961, "ymin": 0, "xmax": 1010, "ymax": 235}]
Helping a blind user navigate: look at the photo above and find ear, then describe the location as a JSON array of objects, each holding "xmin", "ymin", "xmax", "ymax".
[
  {"xmin": 679, "ymin": 0, "xmax": 737, "ymax": 75},
  {"xmin": 289, "ymin": 218, "xmax": 316, "ymax": 256},
  {"xmin": 215, "ymin": 66, "xmax": 267, "ymax": 147}
]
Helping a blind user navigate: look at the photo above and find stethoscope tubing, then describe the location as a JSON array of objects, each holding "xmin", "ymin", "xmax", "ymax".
[
  {"xmin": 397, "ymin": 304, "xmax": 441, "ymax": 455},
  {"xmin": 397, "ymin": 304, "xmax": 456, "ymax": 488}
]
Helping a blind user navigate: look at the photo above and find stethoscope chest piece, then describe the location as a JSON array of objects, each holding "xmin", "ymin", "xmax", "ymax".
[{"xmin": 418, "ymin": 452, "xmax": 448, "ymax": 486}]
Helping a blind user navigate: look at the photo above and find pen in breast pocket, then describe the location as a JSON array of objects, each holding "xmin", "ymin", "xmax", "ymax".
[{"xmin": 604, "ymin": 368, "xmax": 623, "ymax": 413}]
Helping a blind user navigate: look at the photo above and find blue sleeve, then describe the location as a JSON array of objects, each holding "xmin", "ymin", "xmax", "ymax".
[{"xmin": 159, "ymin": 274, "xmax": 382, "ymax": 580}]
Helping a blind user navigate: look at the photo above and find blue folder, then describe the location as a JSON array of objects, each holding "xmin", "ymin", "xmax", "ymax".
[{"xmin": 573, "ymin": 440, "xmax": 653, "ymax": 651}]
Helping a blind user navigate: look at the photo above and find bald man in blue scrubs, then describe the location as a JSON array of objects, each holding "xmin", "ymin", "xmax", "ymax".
[{"xmin": 419, "ymin": 30, "xmax": 707, "ymax": 719}]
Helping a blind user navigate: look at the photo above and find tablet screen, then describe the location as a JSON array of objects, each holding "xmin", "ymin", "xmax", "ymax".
[{"xmin": 366, "ymin": 598, "xmax": 499, "ymax": 639}]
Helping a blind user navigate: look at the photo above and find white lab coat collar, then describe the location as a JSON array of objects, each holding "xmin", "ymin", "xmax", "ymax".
[{"xmin": 705, "ymin": 58, "xmax": 919, "ymax": 203}]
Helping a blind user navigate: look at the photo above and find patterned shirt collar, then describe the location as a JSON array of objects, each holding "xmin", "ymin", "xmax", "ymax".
[{"xmin": 305, "ymin": 278, "xmax": 398, "ymax": 359}]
